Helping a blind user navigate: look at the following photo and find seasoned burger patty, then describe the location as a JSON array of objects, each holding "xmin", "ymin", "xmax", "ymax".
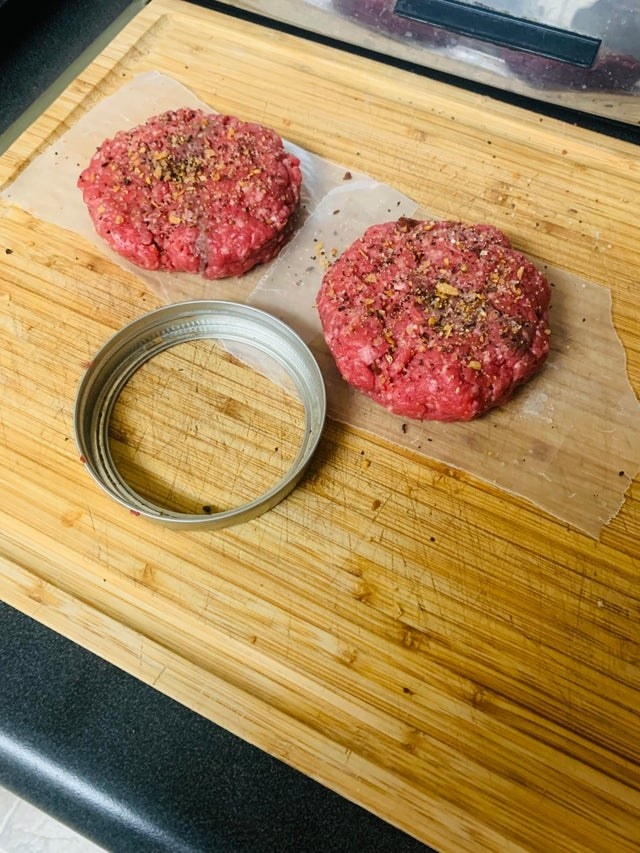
[
  {"xmin": 77, "ymin": 108, "xmax": 302, "ymax": 279},
  {"xmin": 316, "ymin": 218, "xmax": 551, "ymax": 422}
]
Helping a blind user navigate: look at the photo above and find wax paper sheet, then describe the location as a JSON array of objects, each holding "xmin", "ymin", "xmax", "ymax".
[
  {"xmin": 2, "ymin": 71, "xmax": 639, "ymax": 538},
  {"xmin": 0, "ymin": 71, "xmax": 352, "ymax": 305}
]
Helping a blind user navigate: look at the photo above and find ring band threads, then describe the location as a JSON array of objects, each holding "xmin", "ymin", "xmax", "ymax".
[{"xmin": 74, "ymin": 301, "xmax": 326, "ymax": 528}]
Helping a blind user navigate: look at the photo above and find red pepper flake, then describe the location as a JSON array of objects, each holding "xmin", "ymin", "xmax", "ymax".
[{"xmin": 343, "ymin": 171, "xmax": 352, "ymax": 180}]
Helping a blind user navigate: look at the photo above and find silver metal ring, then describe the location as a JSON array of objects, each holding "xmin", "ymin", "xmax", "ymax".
[{"xmin": 74, "ymin": 300, "xmax": 326, "ymax": 528}]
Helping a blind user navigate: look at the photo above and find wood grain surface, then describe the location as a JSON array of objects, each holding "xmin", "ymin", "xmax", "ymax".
[{"xmin": 1, "ymin": 2, "xmax": 639, "ymax": 851}]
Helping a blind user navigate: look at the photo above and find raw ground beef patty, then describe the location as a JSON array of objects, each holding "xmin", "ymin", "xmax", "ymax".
[
  {"xmin": 331, "ymin": 0, "xmax": 456, "ymax": 47},
  {"xmin": 77, "ymin": 108, "xmax": 302, "ymax": 279},
  {"xmin": 316, "ymin": 218, "xmax": 551, "ymax": 422}
]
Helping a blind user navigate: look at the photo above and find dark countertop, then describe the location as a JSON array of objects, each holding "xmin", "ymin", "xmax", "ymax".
[
  {"xmin": 0, "ymin": 0, "xmax": 139, "ymax": 142},
  {"xmin": 0, "ymin": 602, "xmax": 429, "ymax": 852},
  {"xmin": 0, "ymin": 2, "xmax": 638, "ymax": 852}
]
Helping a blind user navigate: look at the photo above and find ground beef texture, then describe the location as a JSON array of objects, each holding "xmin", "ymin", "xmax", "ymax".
[
  {"xmin": 77, "ymin": 108, "xmax": 302, "ymax": 279},
  {"xmin": 332, "ymin": 0, "xmax": 456, "ymax": 47},
  {"xmin": 316, "ymin": 218, "xmax": 551, "ymax": 422},
  {"xmin": 503, "ymin": 48, "xmax": 640, "ymax": 92}
]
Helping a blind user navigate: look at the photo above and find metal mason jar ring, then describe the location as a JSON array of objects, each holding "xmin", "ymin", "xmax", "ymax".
[{"xmin": 73, "ymin": 300, "xmax": 326, "ymax": 529}]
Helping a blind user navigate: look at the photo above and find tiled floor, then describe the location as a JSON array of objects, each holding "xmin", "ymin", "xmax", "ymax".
[{"xmin": 0, "ymin": 787, "xmax": 105, "ymax": 852}]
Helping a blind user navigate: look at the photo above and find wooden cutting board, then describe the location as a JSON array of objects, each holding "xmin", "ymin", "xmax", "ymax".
[{"xmin": 1, "ymin": 1, "xmax": 639, "ymax": 850}]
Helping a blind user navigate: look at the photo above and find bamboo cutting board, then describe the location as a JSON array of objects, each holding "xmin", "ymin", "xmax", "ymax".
[{"xmin": 1, "ymin": 1, "xmax": 639, "ymax": 851}]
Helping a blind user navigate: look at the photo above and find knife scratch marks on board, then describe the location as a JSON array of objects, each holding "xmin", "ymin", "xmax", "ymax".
[
  {"xmin": 0, "ymin": 307, "xmax": 29, "ymax": 340},
  {"xmin": 152, "ymin": 665, "xmax": 167, "ymax": 687},
  {"xmin": 370, "ymin": 493, "xmax": 391, "ymax": 520},
  {"xmin": 427, "ymin": 573, "xmax": 451, "ymax": 639},
  {"xmin": 573, "ymin": 566, "xmax": 589, "ymax": 635}
]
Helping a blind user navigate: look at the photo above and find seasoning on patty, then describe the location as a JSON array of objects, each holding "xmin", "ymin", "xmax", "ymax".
[
  {"xmin": 316, "ymin": 218, "xmax": 551, "ymax": 422},
  {"xmin": 77, "ymin": 108, "xmax": 302, "ymax": 279}
]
